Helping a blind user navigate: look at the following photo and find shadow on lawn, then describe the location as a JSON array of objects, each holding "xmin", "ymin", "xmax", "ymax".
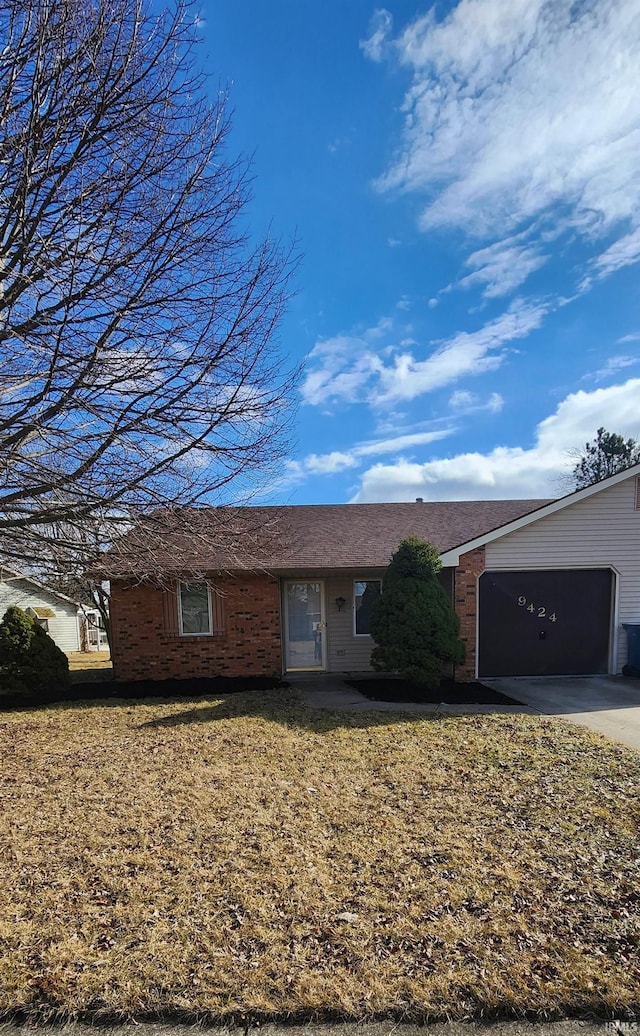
[
  {"xmin": 1, "ymin": 678, "xmax": 526, "ymax": 731},
  {"xmin": 133, "ymin": 687, "xmax": 516, "ymax": 733}
]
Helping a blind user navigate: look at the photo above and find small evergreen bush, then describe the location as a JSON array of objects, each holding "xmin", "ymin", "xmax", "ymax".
[
  {"xmin": 370, "ymin": 536, "xmax": 465, "ymax": 688},
  {"xmin": 0, "ymin": 606, "xmax": 70, "ymax": 696}
]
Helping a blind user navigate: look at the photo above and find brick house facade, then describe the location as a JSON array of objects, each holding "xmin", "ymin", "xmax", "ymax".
[
  {"xmin": 110, "ymin": 574, "xmax": 282, "ymax": 682},
  {"xmin": 109, "ymin": 553, "xmax": 487, "ymax": 684},
  {"xmin": 101, "ymin": 495, "xmax": 581, "ymax": 683},
  {"xmin": 103, "ymin": 468, "xmax": 640, "ymax": 682}
]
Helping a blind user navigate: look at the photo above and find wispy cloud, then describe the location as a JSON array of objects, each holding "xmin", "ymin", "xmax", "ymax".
[
  {"xmin": 360, "ymin": 8, "xmax": 393, "ymax": 62},
  {"xmin": 285, "ymin": 427, "xmax": 454, "ymax": 483},
  {"xmin": 369, "ymin": 0, "xmax": 640, "ymax": 285},
  {"xmin": 590, "ymin": 226, "xmax": 640, "ymax": 281},
  {"xmin": 301, "ymin": 300, "xmax": 547, "ymax": 408},
  {"xmin": 459, "ymin": 237, "xmax": 547, "ymax": 298},
  {"xmin": 449, "ymin": 390, "xmax": 504, "ymax": 413},
  {"xmin": 328, "ymin": 135, "xmax": 352, "ymax": 154},
  {"xmin": 583, "ymin": 354, "xmax": 640, "ymax": 382},
  {"xmin": 351, "ymin": 377, "xmax": 640, "ymax": 501}
]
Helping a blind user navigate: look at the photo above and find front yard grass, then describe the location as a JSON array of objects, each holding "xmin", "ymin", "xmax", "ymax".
[
  {"xmin": 66, "ymin": 650, "xmax": 111, "ymax": 675},
  {"xmin": 0, "ymin": 688, "xmax": 639, "ymax": 1022}
]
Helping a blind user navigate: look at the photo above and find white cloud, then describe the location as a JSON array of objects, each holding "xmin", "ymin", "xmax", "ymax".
[
  {"xmin": 583, "ymin": 354, "xmax": 639, "ymax": 381},
  {"xmin": 351, "ymin": 377, "xmax": 640, "ymax": 501},
  {"xmin": 360, "ymin": 8, "xmax": 393, "ymax": 62},
  {"xmin": 299, "ymin": 333, "xmax": 383, "ymax": 406},
  {"xmin": 591, "ymin": 225, "xmax": 640, "ymax": 280},
  {"xmin": 449, "ymin": 390, "xmax": 504, "ymax": 413},
  {"xmin": 301, "ymin": 300, "xmax": 546, "ymax": 407},
  {"xmin": 371, "ymin": 0, "xmax": 640, "ymax": 283},
  {"xmin": 459, "ymin": 237, "xmax": 547, "ymax": 298},
  {"xmin": 376, "ymin": 299, "xmax": 546, "ymax": 404},
  {"xmin": 303, "ymin": 451, "xmax": 359, "ymax": 475},
  {"xmin": 448, "ymin": 390, "xmax": 474, "ymax": 409},
  {"xmin": 617, "ymin": 332, "xmax": 640, "ymax": 343},
  {"xmin": 287, "ymin": 428, "xmax": 455, "ymax": 483},
  {"xmin": 355, "ymin": 429, "xmax": 453, "ymax": 456}
]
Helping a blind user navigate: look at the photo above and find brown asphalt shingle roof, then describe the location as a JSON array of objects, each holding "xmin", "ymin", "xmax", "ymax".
[{"xmin": 99, "ymin": 499, "xmax": 552, "ymax": 578}]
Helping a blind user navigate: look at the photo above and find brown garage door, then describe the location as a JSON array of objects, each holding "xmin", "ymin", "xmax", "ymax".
[{"xmin": 478, "ymin": 569, "xmax": 613, "ymax": 678}]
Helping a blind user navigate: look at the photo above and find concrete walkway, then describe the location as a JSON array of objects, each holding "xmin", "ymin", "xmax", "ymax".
[
  {"xmin": 290, "ymin": 673, "xmax": 537, "ymax": 717},
  {"xmin": 289, "ymin": 672, "xmax": 640, "ymax": 751}
]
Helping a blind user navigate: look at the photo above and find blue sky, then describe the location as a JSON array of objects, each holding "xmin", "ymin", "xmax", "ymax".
[{"xmin": 201, "ymin": 0, "xmax": 640, "ymax": 504}]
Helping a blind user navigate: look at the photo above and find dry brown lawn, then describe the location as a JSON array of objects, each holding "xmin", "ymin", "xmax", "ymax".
[
  {"xmin": 0, "ymin": 688, "xmax": 639, "ymax": 1022},
  {"xmin": 67, "ymin": 652, "xmax": 112, "ymax": 672}
]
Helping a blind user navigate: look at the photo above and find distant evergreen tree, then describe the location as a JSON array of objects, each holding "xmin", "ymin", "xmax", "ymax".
[
  {"xmin": 370, "ymin": 536, "xmax": 465, "ymax": 688},
  {"xmin": 0, "ymin": 606, "xmax": 70, "ymax": 696},
  {"xmin": 572, "ymin": 427, "xmax": 640, "ymax": 489}
]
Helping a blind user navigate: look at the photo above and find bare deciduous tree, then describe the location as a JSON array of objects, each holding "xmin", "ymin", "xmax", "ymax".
[{"xmin": 0, "ymin": 0, "xmax": 298, "ymax": 588}]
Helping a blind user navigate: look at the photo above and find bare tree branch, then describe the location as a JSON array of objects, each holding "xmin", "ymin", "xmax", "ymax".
[{"xmin": 0, "ymin": 0, "xmax": 299, "ymax": 589}]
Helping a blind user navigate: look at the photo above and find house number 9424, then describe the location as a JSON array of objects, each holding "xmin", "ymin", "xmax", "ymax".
[{"xmin": 517, "ymin": 596, "xmax": 557, "ymax": 622}]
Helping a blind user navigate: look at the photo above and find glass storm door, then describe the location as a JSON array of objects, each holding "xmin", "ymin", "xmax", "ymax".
[{"xmin": 283, "ymin": 581, "xmax": 326, "ymax": 671}]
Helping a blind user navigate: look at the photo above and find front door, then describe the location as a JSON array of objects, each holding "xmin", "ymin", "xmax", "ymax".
[{"xmin": 283, "ymin": 581, "xmax": 327, "ymax": 671}]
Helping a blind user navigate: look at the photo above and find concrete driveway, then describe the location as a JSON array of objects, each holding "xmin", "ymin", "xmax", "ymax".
[{"xmin": 484, "ymin": 674, "xmax": 640, "ymax": 751}]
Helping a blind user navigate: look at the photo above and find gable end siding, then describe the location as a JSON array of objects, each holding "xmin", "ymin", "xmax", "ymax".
[{"xmin": 0, "ymin": 579, "xmax": 81, "ymax": 653}]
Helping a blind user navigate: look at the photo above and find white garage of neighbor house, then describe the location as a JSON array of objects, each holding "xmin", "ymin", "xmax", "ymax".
[
  {"xmin": 440, "ymin": 462, "xmax": 640, "ymax": 679},
  {"xmin": 0, "ymin": 567, "xmax": 85, "ymax": 654}
]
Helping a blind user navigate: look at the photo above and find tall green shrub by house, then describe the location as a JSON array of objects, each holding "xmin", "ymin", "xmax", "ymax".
[
  {"xmin": 370, "ymin": 536, "xmax": 465, "ymax": 688},
  {"xmin": 0, "ymin": 606, "xmax": 70, "ymax": 696}
]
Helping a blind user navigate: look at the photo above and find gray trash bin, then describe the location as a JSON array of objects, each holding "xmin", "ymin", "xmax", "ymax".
[{"xmin": 622, "ymin": 624, "xmax": 640, "ymax": 677}]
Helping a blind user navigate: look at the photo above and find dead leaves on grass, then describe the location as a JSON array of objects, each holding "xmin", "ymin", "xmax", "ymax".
[{"xmin": 0, "ymin": 692, "xmax": 639, "ymax": 1020}]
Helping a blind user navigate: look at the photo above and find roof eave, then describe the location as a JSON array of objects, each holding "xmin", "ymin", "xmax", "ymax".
[{"xmin": 439, "ymin": 462, "xmax": 640, "ymax": 565}]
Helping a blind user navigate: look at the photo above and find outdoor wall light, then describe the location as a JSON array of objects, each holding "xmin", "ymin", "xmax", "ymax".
[{"xmin": 335, "ymin": 596, "xmax": 346, "ymax": 612}]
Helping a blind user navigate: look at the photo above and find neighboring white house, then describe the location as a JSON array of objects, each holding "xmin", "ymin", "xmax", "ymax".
[{"xmin": 0, "ymin": 567, "xmax": 85, "ymax": 654}]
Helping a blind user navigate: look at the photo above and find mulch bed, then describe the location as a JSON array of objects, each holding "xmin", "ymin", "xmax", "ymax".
[
  {"xmin": 0, "ymin": 675, "xmax": 288, "ymax": 710},
  {"xmin": 347, "ymin": 676, "xmax": 525, "ymax": 705}
]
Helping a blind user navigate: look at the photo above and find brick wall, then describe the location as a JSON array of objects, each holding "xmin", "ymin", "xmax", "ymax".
[
  {"xmin": 110, "ymin": 574, "xmax": 282, "ymax": 681},
  {"xmin": 453, "ymin": 546, "xmax": 485, "ymax": 682}
]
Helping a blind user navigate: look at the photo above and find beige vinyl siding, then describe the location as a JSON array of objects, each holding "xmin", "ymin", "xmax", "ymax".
[
  {"xmin": 0, "ymin": 578, "xmax": 81, "ymax": 654},
  {"xmin": 324, "ymin": 571, "xmax": 385, "ymax": 672},
  {"xmin": 485, "ymin": 475, "xmax": 640, "ymax": 672}
]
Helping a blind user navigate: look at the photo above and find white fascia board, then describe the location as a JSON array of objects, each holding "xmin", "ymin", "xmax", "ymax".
[{"xmin": 439, "ymin": 462, "xmax": 640, "ymax": 566}]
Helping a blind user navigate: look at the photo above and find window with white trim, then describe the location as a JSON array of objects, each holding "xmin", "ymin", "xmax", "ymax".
[
  {"xmin": 353, "ymin": 579, "xmax": 381, "ymax": 636},
  {"xmin": 178, "ymin": 581, "xmax": 212, "ymax": 635}
]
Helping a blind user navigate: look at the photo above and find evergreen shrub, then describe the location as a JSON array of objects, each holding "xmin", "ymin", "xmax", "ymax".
[
  {"xmin": 0, "ymin": 605, "xmax": 70, "ymax": 696},
  {"xmin": 370, "ymin": 536, "xmax": 465, "ymax": 688}
]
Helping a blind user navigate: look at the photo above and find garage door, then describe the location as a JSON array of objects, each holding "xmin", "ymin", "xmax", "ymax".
[{"xmin": 478, "ymin": 569, "xmax": 613, "ymax": 678}]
